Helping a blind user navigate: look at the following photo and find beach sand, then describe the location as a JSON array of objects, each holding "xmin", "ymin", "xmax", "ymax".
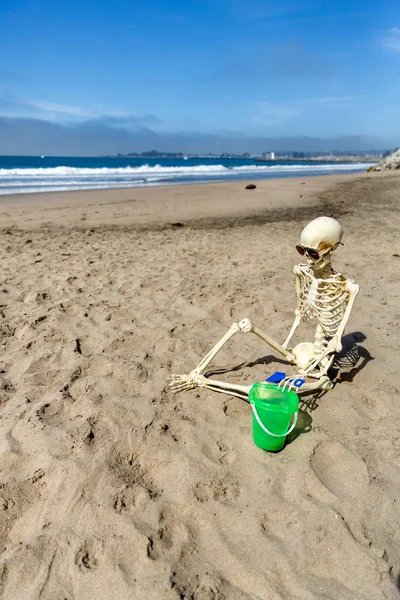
[{"xmin": 0, "ymin": 172, "xmax": 399, "ymax": 599}]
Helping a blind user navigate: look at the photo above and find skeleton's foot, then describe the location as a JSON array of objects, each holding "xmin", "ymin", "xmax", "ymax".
[
  {"xmin": 166, "ymin": 371, "xmax": 206, "ymax": 393},
  {"xmin": 295, "ymin": 375, "xmax": 334, "ymax": 393}
]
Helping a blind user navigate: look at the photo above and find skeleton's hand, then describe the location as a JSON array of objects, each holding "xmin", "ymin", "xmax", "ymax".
[
  {"xmin": 166, "ymin": 371, "xmax": 205, "ymax": 393},
  {"xmin": 238, "ymin": 318, "xmax": 254, "ymax": 333},
  {"xmin": 328, "ymin": 335, "xmax": 342, "ymax": 354}
]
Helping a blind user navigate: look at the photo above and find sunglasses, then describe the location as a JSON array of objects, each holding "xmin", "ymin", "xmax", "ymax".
[{"xmin": 296, "ymin": 245, "xmax": 320, "ymax": 260}]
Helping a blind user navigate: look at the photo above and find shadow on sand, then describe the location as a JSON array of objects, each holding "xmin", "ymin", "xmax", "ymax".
[{"xmin": 205, "ymin": 331, "xmax": 373, "ymax": 447}]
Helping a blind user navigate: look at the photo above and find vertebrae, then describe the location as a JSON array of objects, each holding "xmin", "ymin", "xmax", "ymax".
[
  {"xmin": 313, "ymin": 323, "xmax": 328, "ymax": 355},
  {"xmin": 296, "ymin": 264, "xmax": 349, "ymax": 340}
]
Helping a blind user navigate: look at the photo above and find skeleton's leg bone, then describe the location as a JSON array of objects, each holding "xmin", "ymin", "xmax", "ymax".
[
  {"xmin": 168, "ymin": 318, "xmax": 298, "ymax": 396},
  {"xmin": 167, "ymin": 322, "xmax": 247, "ymax": 394},
  {"xmin": 193, "ymin": 318, "xmax": 295, "ymax": 375},
  {"xmin": 296, "ymin": 376, "xmax": 334, "ymax": 393},
  {"xmin": 168, "ymin": 371, "xmax": 251, "ymax": 400},
  {"xmin": 172, "ymin": 317, "xmax": 296, "ymax": 387},
  {"xmin": 251, "ymin": 325, "xmax": 296, "ymax": 362},
  {"xmin": 198, "ymin": 378, "xmax": 252, "ymax": 401},
  {"xmin": 170, "ymin": 371, "xmax": 332, "ymax": 400},
  {"xmin": 194, "ymin": 322, "xmax": 242, "ymax": 374},
  {"xmin": 201, "ymin": 373, "xmax": 333, "ymax": 397}
]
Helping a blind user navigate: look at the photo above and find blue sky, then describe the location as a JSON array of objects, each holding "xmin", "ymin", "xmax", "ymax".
[{"xmin": 0, "ymin": 0, "xmax": 399, "ymax": 153}]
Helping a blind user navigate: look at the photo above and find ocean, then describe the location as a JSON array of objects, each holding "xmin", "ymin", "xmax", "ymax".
[{"xmin": 0, "ymin": 155, "xmax": 372, "ymax": 195}]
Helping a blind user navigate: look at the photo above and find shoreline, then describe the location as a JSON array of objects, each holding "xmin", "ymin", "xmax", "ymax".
[
  {"xmin": 0, "ymin": 170, "xmax": 396, "ymax": 230},
  {"xmin": 0, "ymin": 163, "xmax": 372, "ymax": 201}
]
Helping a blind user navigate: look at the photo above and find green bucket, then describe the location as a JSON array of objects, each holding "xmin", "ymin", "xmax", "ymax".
[{"xmin": 249, "ymin": 382, "xmax": 299, "ymax": 452}]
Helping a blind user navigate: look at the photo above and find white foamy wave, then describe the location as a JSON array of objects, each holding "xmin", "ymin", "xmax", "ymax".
[
  {"xmin": 0, "ymin": 164, "xmax": 235, "ymax": 177},
  {"xmin": 0, "ymin": 162, "xmax": 372, "ymax": 195},
  {"xmin": 0, "ymin": 163, "xmax": 371, "ymax": 177}
]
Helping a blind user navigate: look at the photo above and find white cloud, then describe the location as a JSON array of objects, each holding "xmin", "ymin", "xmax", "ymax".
[
  {"xmin": 0, "ymin": 94, "xmax": 132, "ymax": 119},
  {"xmin": 0, "ymin": 95, "xmax": 167, "ymax": 130},
  {"xmin": 250, "ymin": 96, "xmax": 357, "ymax": 126},
  {"xmin": 28, "ymin": 100, "xmax": 93, "ymax": 117},
  {"xmin": 24, "ymin": 99, "xmax": 136, "ymax": 119},
  {"xmin": 382, "ymin": 27, "xmax": 400, "ymax": 52}
]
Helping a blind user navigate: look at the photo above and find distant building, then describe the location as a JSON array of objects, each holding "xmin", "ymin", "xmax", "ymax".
[{"xmin": 263, "ymin": 151, "xmax": 275, "ymax": 160}]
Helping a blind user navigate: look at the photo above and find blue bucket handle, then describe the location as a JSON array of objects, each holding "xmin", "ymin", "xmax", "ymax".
[{"xmin": 250, "ymin": 401, "xmax": 298, "ymax": 437}]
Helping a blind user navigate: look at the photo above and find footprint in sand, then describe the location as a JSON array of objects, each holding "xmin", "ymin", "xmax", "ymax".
[
  {"xmin": 359, "ymin": 383, "xmax": 393, "ymax": 421},
  {"xmin": 147, "ymin": 511, "xmax": 193, "ymax": 562},
  {"xmin": 147, "ymin": 523, "xmax": 174, "ymax": 560},
  {"xmin": 113, "ymin": 487, "xmax": 137, "ymax": 514},
  {"xmin": 310, "ymin": 441, "xmax": 370, "ymax": 499},
  {"xmin": 0, "ymin": 378, "xmax": 15, "ymax": 405},
  {"xmin": 201, "ymin": 440, "xmax": 237, "ymax": 466},
  {"xmin": 75, "ymin": 540, "xmax": 101, "ymax": 571},
  {"xmin": 216, "ymin": 440, "xmax": 237, "ymax": 465},
  {"xmin": 194, "ymin": 474, "xmax": 239, "ymax": 505},
  {"xmin": 170, "ymin": 570, "xmax": 244, "ymax": 600},
  {"xmin": 0, "ymin": 323, "xmax": 15, "ymax": 341},
  {"xmin": 222, "ymin": 398, "xmax": 245, "ymax": 420},
  {"xmin": 35, "ymin": 292, "xmax": 51, "ymax": 304}
]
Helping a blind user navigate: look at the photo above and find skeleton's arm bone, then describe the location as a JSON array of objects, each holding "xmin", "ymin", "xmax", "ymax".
[
  {"xmin": 334, "ymin": 281, "xmax": 360, "ymax": 345},
  {"xmin": 303, "ymin": 281, "xmax": 359, "ymax": 376},
  {"xmin": 305, "ymin": 353, "xmax": 336, "ymax": 378},
  {"xmin": 282, "ymin": 314, "xmax": 301, "ymax": 350},
  {"xmin": 294, "ymin": 264, "xmax": 302, "ymax": 301},
  {"xmin": 321, "ymin": 281, "xmax": 359, "ymax": 355},
  {"xmin": 302, "ymin": 341, "xmax": 335, "ymax": 376},
  {"xmin": 282, "ymin": 266, "xmax": 303, "ymax": 349}
]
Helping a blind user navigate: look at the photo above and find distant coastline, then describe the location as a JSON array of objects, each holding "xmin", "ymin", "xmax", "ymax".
[
  {"xmin": 102, "ymin": 151, "xmax": 381, "ymax": 163},
  {"xmin": 256, "ymin": 157, "xmax": 377, "ymax": 164}
]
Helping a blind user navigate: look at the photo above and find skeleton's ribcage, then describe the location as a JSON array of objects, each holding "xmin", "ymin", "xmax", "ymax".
[{"xmin": 299, "ymin": 283, "xmax": 348, "ymax": 337}]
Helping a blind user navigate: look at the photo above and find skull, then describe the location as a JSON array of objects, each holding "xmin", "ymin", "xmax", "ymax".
[{"xmin": 296, "ymin": 216, "xmax": 343, "ymax": 271}]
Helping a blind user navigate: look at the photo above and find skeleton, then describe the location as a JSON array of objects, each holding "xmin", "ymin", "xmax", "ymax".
[{"xmin": 167, "ymin": 217, "xmax": 359, "ymax": 401}]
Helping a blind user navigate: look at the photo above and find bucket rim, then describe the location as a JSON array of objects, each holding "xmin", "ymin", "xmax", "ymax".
[
  {"xmin": 249, "ymin": 382, "xmax": 299, "ymax": 413},
  {"xmin": 250, "ymin": 381, "xmax": 298, "ymax": 393}
]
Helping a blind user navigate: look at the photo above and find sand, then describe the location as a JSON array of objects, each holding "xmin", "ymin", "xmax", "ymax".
[{"xmin": 0, "ymin": 172, "xmax": 399, "ymax": 599}]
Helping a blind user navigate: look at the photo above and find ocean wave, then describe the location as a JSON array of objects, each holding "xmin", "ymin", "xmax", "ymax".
[
  {"xmin": 0, "ymin": 162, "xmax": 371, "ymax": 177},
  {"xmin": 0, "ymin": 162, "xmax": 371, "ymax": 195}
]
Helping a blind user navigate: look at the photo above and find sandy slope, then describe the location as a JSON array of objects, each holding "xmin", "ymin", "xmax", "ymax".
[{"xmin": 0, "ymin": 172, "xmax": 399, "ymax": 599}]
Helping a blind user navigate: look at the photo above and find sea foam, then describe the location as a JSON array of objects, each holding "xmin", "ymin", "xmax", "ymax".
[{"xmin": 0, "ymin": 162, "xmax": 371, "ymax": 195}]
